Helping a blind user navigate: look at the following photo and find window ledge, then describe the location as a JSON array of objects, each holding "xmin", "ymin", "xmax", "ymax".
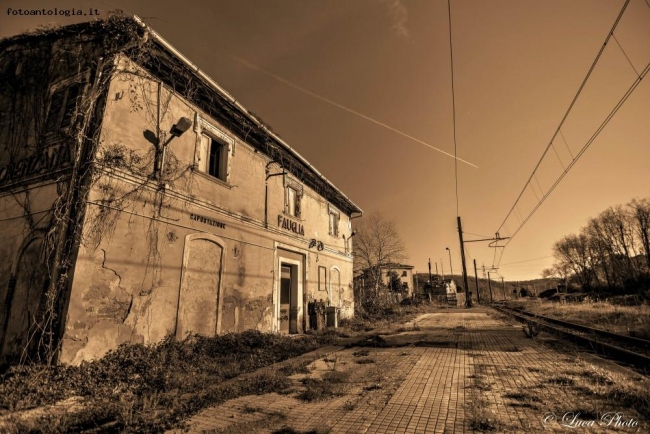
[
  {"xmin": 194, "ymin": 170, "xmax": 233, "ymax": 189},
  {"xmin": 281, "ymin": 211, "xmax": 304, "ymax": 222}
]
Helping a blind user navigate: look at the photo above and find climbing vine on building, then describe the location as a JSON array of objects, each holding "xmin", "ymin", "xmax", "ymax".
[{"xmin": 0, "ymin": 13, "xmax": 195, "ymax": 364}]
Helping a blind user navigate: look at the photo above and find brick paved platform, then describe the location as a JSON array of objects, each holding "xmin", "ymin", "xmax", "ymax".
[{"xmin": 169, "ymin": 308, "xmax": 649, "ymax": 433}]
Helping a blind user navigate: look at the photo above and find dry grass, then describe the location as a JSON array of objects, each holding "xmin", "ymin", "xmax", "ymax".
[
  {"xmin": 511, "ymin": 300, "xmax": 650, "ymax": 338},
  {"xmin": 339, "ymin": 301, "xmax": 443, "ymax": 333},
  {"xmin": 466, "ymin": 368, "xmax": 506, "ymax": 432},
  {"xmin": 296, "ymin": 370, "xmax": 350, "ymax": 402},
  {"xmin": 0, "ymin": 331, "xmax": 334, "ymax": 432},
  {"xmin": 539, "ymin": 359, "xmax": 650, "ymax": 425}
]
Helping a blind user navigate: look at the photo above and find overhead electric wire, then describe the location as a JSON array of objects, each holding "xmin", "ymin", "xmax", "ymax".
[
  {"xmin": 491, "ymin": 0, "xmax": 650, "ymax": 272},
  {"xmin": 612, "ymin": 33, "xmax": 640, "ymax": 77},
  {"xmin": 495, "ymin": 0, "xmax": 631, "ymax": 238},
  {"xmin": 500, "ymin": 60, "xmax": 650, "ymax": 248},
  {"xmin": 499, "ymin": 255, "xmax": 554, "ymax": 266},
  {"xmin": 464, "ymin": 230, "xmax": 493, "ymax": 239},
  {"xmin": 448, "ymin": 0, "xmax": 460, "ymax": 216}
]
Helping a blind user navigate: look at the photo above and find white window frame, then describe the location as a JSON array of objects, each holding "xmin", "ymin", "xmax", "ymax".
[
  {"xmin": 196, "ymin": 117, "xmax": 234, "ymax": 184},
  {"xmin": 284, "ymin": 177, "xmax": 303, "ymax": 218},
  {"xmin": 328, "ymin": 204, "xmax": 340, "ymax": 237}
]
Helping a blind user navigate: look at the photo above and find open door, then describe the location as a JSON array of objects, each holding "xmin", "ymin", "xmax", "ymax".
[
  {"xmin": 279, "ymin": 265, "xmax": 291, "ymax": 333},
  {"xmin": 279, "ymin": 263, "xmax": 299, "ymax": 334},
  {"xmin": 277, "ymin": 247, "xmax": 304, "ymax": 334}
]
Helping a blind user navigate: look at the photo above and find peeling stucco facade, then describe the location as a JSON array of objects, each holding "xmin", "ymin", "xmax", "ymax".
[{"xmin": 0, "ymin": 17, "xmax": 362, "ymax": 366}]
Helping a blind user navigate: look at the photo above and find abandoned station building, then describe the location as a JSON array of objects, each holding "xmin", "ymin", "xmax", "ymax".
[{"xmin": 0, "ymin": 16, "xmax": 362, "ymax": 366}]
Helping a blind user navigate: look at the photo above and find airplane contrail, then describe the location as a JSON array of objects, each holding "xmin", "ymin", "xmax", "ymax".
[{"xmin": 228, "ymin": 54, "xmax": 478, "ymax": 169}]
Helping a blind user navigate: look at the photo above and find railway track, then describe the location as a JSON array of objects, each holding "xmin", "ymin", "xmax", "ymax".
[{"xmin": 493, "ymin": 304, "xmax": 650, "ymax": 374}]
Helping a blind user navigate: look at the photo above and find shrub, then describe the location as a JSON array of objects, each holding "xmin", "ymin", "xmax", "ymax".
[{"xmin": 0, "ymin": 330, "xmax": 329, "ymax": 431}]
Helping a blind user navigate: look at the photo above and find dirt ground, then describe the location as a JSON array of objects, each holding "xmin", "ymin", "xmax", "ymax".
[{"xmin": 170, "ymin": 307, "xmax": 649, "ymax": 433}]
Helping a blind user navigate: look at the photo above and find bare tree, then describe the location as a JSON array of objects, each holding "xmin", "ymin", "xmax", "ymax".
[
  {"xmin": 353, "ymin": 211, "xmax": 407, "ymax": 291},
  {"xmin": 548, "ymin": 198, "xmax": 650, "ymax": 292},
  {"xmin": 629, "ymin": 198, "xmax": 650, "ymax": 272},
  {"xmin": 552, "ymin": 233, "xmax": 594, "ymax": 289},
  {"xmin": 541, "ymin": 263, "xmax": 570, "ymax": 282},
  {"xmin": 590, "ymin": 206, "xmax": 638, "ymax": 285}
]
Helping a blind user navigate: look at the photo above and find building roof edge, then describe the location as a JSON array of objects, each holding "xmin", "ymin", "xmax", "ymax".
[{"xmin": 131, "ymin": 16, "xmax": 363, "ymax": 216}]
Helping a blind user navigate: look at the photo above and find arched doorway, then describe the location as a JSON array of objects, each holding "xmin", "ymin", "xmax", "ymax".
[
  {"xmin": 330, "ymin": 267, "xmax": 341, "ymax": 307},
  {"xmin": 176, "ymin": 234, "xmax": 224, "ymax": 339}
]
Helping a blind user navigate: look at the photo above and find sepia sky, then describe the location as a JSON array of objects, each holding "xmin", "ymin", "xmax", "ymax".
[{"xmin": 2, "ymin": 0, "xmax": 649, "ymax": 282}]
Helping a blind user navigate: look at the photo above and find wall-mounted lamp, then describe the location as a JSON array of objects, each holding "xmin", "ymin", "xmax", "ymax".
[
  {"xmin": 343, "ymin": 230, "xmax": 357, "ymax": 253},
  {"xmin": 169, "ymin": 117, "xmax": 192, "ymax": 138},
  {"xmin": 155, "ymin": 117, "xmax": 193, "ymax": 180}
]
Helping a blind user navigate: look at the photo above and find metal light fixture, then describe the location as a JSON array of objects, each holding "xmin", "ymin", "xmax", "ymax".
[
  {"xmin": 343, "ymin": 230, "xmax": 357, "ymax": 253},
  {"xmin": 169, "ymin": 117, "xmax": 192, "ymax": 137},
  {"xmin": 155, "ymin": 117, "xmax": 193, "ymax": 180},
  {"xmin": 446, "ymin": 247, "xmax": 454, "ymax": 278}
]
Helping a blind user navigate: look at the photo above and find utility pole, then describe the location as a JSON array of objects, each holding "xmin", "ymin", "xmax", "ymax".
[
  {"xmin": 457, "ymin": 216, "xmax": 471, "ymax": 307},
  {"xmin": 435, "ymin": 262, "xmax": 439, "ymax": 279},
  {"xmin": 428, "ymin": 258, "xmax": 432, "ymax": 285},
  {"xmin": 473, "ymin": 259, "xmax": 480, "ymax": 304},
  {"xmin": 415, "ymin": 270, "xmax": 418, "ymax": 294},
  {"xmin": 487, "ymin": 271, "xmax": 494, "ymax": 303}
]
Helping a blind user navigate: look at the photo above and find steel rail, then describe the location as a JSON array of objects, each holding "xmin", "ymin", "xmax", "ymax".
[
  {"xmin": 493, "ymin": 305, "xmax": 650, "ymax": 373},
  {"xmin": 499, "ymin": 305, "xmax": 650, "ymax": 349}
]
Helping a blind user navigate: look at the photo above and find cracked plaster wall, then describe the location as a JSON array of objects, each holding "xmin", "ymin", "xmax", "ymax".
[
  {"xmin": 0, "ymin": 183, "xmax": 63, "ymax": 365},
  {"xmin": 58, "ymin": 59, "xmax": 354, "ymax": 364}
]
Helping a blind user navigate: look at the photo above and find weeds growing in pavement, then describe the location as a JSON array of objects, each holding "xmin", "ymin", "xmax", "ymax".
[
  {"xmin": 322, "ymin": 356, "xmax": 339, "ymax": 371},
  {"xmin": 566, "ymin": 362, "xmax": 650, "ymax": 419},
  {"xmin": 272, "ymin": 426, "xmax": 331, "ymax": 434},
  {"xmin": 503, "ymin": 392, "xmax": 542, "ymax": 410},
  {"xmin": 296, "ymin": 371, "xmax": 350, "ymax": 402},
  {"xmin": 522, "ymin": 321, "xmax": 539, "ymax": 338},
  {"xmin": 0, "ymin": 330, "xmax": 336, "ymax": 432},
  {"xmin": 466, "ymin": 366, "xmax": 506, "ymax": 432}
]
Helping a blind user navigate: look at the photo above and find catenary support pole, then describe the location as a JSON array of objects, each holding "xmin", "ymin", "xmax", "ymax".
[
  {"xmin": 473, "ymin": 259, "xmax": 480, "ymax": 304},
  {"xmin": 487, "ymin": 271, "xmax": 494, "ymax": 303},
  {"xmin": 457, "ymin": 216, "xmax": 471, "ymax": 307}
]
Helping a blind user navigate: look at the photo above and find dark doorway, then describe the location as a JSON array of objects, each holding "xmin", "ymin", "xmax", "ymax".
[{"xmin": 279, "ymin": 263, "xmax": 298, "ymax": 334}]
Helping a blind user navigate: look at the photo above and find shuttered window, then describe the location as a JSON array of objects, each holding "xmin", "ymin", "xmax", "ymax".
[{"xmin": 44, "ymin": 82, "xmax": 84, "ymax": 134}]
